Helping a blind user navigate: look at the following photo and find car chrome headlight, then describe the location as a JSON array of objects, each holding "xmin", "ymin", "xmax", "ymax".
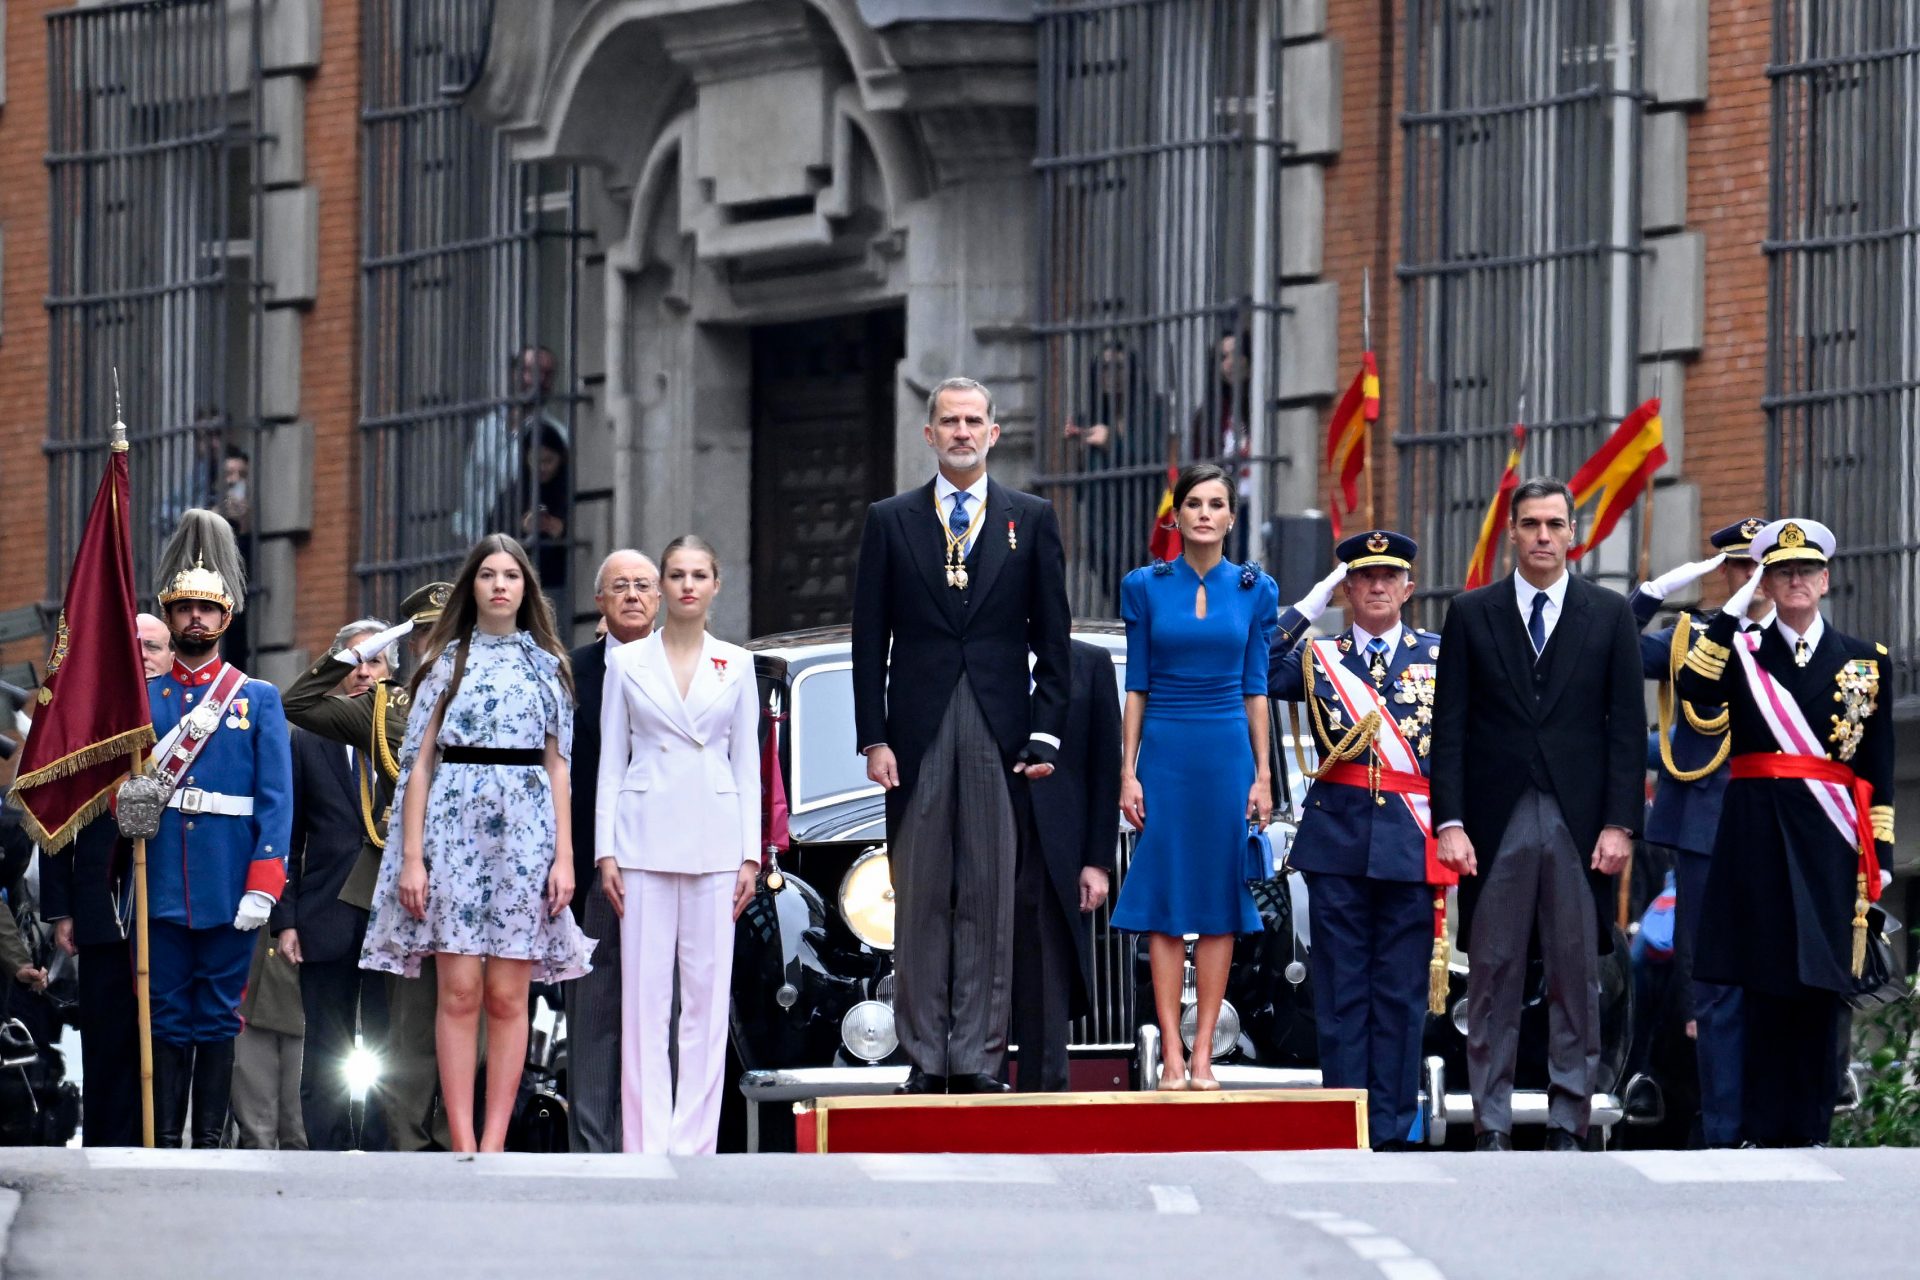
[
  {"xmin": 1179, "ymin": 999, "xmax": 1240, "ymax": 1061},
  {"xmin": 841, "ymin": 1000, "xmax": 898, "ymax": 1063},
  {"xmin": 838, "ymin": 846, "xmax": 895, "ymax": 951}
]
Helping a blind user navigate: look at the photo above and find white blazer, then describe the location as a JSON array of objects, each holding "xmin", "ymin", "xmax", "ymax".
[{"xmin": 595, "ymin": 631, "xmax": 761, "ymax": 875}]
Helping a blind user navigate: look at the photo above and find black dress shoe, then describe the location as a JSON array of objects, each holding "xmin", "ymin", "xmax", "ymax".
[
  {"xmin": 895, "ymin": 1068, "xmax": 945, "ymax": 1096},
  {"xmin": 1544, "ymin": 1127, "xmax": 1583, "ymax": 1152},
  {"xmin": 1474, "ymin": 1130, "xmax": 1513, "ymax": 1152},
  {"xmin": 949, "ymin": 1072, "xmax": 1010, "ymax": 1095}
]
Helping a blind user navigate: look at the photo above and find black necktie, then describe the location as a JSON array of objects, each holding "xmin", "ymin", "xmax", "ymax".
[{"xmin": 1527, "ymin": 591, "xmax": 1548, "ymax": 659}]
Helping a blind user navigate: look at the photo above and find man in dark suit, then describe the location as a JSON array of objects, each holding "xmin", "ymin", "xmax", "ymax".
[
  {"xmin": 852, "ymin": 376, "xmax": 1073, "ymax": 1095},
  {"xmin": 566, "ymin": 549, "xmax": 658, "ymax": 1152},
  {"xmin": 42, "ymin": 814, "xmax": 139, "ymax": 1146},
  {"xmin": 1431, "ymin": 478, "xmax": 1645, "ymax": 1152},
  {"xmin": 1013, "ymin": 638, "xmax": 1120, "ymax": 1092},
  {"xmin": 1628, "ymin": 518, "xmax": 1772, "ymax": 1146},
  {"xmin": 272, "ymin": 620, "xmax": 395, "ymax": 1150}
]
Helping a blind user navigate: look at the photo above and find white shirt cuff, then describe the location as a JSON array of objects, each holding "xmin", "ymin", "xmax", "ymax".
[
  {"xmin": 1438, "ymin": 820, "xmax": 1463, "ymax": 833},
  {"xmin": 1030, "ymin": 733, "xmax": 1061, "ymax": 749}
]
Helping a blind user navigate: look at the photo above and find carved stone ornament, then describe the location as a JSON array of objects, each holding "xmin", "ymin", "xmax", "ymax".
[{"xmin": 115, "ymin": 772, "xmax": 171, "ymax": 841}]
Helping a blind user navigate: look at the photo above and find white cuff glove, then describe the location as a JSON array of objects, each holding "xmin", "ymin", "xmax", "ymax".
[
  {"xmin": 1290, "ymin": 563, "xmax": 1350, "ymax": 622},
  {"xmin": 233, "ymin": 890, "xmax": 274, "ymax": 931},
  {"xmin": 334, "ymin": 618, "xmax": 414, "ymax": 665},
  {"xmin": 1722, "ymin": 562, "xmax": 1762, "ymax": 624},
  {"xmin": 1642, "ymin": 553, "xmax": 1725, "ymax": 600}
]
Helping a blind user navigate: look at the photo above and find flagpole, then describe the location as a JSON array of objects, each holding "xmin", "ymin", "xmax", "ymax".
[{"xmin": 1361, "ymin": 269, "xmax": 1376, "ymax": 530}]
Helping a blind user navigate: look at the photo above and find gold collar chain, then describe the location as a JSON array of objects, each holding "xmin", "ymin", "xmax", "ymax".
[{"xmin": 937, "ymin": 491, "xmax": 984, "ymax": 590}]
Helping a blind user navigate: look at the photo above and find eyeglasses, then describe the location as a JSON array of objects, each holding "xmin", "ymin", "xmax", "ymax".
[{"xmin": 602, "ymin": 578, "xmax": 659, "ymax": 597}]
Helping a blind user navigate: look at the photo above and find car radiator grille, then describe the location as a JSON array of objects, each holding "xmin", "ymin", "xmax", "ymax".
[{"xmin": 1068, "ymin": 833, "xmax": 1136, "ymax": 1050}]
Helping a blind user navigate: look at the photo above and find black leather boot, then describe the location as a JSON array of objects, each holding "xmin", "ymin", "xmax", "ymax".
[
  {"xmin": 152, "ymin": 1041, "xmax": 194, "ymax": 1149},
  {"xmin": 189, "ymin": 1038, "xmax": 236, "ymax": 1149}
]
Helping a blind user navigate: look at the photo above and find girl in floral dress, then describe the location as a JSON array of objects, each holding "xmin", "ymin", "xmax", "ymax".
[{"xmin": 362, "ymin": 534, "xmax": 594, "ymax": 1152}]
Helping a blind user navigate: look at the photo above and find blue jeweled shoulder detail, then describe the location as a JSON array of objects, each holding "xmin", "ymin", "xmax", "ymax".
[
  {"xmin": 1240, "ymin": 561, "xmax": 1263, "ymax": 589},
  {"xmin": 1151, "ymin": 560, "xmax": 1175, "ymax": 577}
]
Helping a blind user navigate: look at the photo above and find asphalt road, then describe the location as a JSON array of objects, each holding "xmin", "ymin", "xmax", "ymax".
[{"xmin": 0, "ymin": 1146, "xmax": 1906, "ymax": 1279}]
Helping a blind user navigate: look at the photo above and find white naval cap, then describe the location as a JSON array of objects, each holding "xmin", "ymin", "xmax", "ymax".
[{"xmin": 1751, "ymin": 517, "xmax": 1835, "ymax": 568}]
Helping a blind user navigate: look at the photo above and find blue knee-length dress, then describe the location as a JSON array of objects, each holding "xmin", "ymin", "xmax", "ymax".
[{"xmin": 1110, "ymin": 557, "xmax": 1278, "ymax": 936}]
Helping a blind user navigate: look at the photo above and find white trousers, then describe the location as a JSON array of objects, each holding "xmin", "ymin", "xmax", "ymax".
[{"xmin": 619, "ymin": 868, "xmax": 735, "ymax": 1155}]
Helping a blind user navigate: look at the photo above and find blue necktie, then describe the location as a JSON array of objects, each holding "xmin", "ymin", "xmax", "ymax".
[
  {"xmin": 1528, "ymin": 590, "xmax": 1548, "ymax": 659},
  {"xmin": 1366, "ymin": 637, "xmax": 1389, "ymax": 684},
  {"xmin": 949, "ymin": 492, "xmax": 970, "ymax": 544}
]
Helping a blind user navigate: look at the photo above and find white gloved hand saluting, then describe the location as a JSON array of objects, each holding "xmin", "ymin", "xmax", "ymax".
[
  {"xmin": 233, "ymin": 890, "xmax": 275, "ymax": 931},
  {"xmin": 1642, "ymin": 553, "xmax": 1725, "ymax": 600},
  {"xmin": 1722, "ymin": 561, "xmax": 1762, "ymax": 624},
  {"xmin": 333, "ymin": 618, "xmax": 414, "ymax": 666},
  {"xmin": 1290, "ymin": 563, "xmax": 1350, "ymax": 622}
]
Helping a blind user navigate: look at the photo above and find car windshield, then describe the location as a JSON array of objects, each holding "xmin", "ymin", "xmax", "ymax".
[{"xmin": 790, "ymin": 664, "xmax": 875, "ymax": 809}]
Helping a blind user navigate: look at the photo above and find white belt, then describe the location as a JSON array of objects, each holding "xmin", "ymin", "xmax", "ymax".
[{"xmin": 166, "ymin": 788, "xmax": 255, "ymax": 817}]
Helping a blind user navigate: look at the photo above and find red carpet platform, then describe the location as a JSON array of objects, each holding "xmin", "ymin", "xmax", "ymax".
[{"xmin": 795, "ymin": 1088, "xmax": 1368, "ymax": 1155}]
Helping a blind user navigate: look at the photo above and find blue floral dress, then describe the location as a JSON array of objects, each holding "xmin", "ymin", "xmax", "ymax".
[{"xmin": 361, "ymin": 630, "xmax": 595, "ymax": 982}]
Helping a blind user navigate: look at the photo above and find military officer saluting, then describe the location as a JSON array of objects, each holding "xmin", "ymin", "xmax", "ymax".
[
  {"xmin": 280, "ymin": 580, "xmax": 449, "ymax": 1152},
  {"xmin": 134, "ymin": 511, "xmax": 294, "ymax": 1147},
  {"xmin": 1268, "ymin": 530, "xmax": 1450, "ymax": 1151},
  {"xmin": 1676, "ymin": 518, "xmax": 1893, "ymax": 1148},
  {"xmin": 1628, "ymin": 517, "xmax": 1773, "ymax": 1147}
]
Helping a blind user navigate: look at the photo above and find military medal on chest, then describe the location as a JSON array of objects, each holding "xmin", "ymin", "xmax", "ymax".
[{"xmin": 1829, "ymin": 658, "xmax": 1879, "ymax": 762}]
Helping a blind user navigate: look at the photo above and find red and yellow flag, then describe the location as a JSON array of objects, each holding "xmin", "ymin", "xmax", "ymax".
[
  {"xmin": 1464, "ymin": 425, "xmax": 1528, "ymax": 591},
  {"xmin": 1324, "ymin": 351, "xmax": 1380, "ymax": 538},
  {"xmin": 10, "ymin": 442, "xmax": 155, "ymax": 850},
  {"xmin": 1567, "ymin": 397, "xmax": 1668, "ymax": 561},
  {"xmin": 1148, "ymin": 464, "xmax": 1182, "ymax": 561}
]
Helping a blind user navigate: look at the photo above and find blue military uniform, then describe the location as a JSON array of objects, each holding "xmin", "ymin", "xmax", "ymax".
[
  {"xmin": 1268, "ymin": 530, "xmax": 1442, "ymax": 1150},
  {"xmin": 1630, "ymin": 516, "xmax": 1766, "ymax": 1147},
  {"xmin": 145, "ymin": 654, "xmax": 295, "ymax": 1046}
]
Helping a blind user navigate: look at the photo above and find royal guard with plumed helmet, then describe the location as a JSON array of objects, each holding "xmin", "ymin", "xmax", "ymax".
[
  {"xmin": 1268, "ymin": 529, "xmax": 1450, "ymax": 1151},
  {"xmin": 124, "ymin": 509, "xmax": 293, "ymax": 1147},
  {"xmin": 1676, "ymin": 518, "xmax": 1893, "ymax": 1147}
]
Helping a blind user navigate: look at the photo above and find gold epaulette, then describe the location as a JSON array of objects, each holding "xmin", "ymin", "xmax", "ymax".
[
  {"xmin": 1669, "ymin": 612, "xmax": 1729, "ymax": 736},
  {"xmin": 1871, "ymin": 805, "xmax": 1895, "ymax": 844}
]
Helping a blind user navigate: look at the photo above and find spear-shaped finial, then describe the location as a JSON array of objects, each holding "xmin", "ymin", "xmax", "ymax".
[
  {"xmin": 110, "ymin": 367, "xmax": 128, "ymax": 453},
  {"xmin": 1362, "ymin": 268, "xmax": 1373, "ymax": 354}
]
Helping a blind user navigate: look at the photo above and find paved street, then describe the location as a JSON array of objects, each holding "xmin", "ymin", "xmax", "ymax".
[{"xmin": 0, "ymin": 1145, "xmax": 1907, "ymax": 1279}]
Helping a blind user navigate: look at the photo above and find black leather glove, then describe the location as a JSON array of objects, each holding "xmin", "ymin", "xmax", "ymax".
[{"xmin": 1016, "ymin": 740, "xmax": 1059, "ymax": 771}]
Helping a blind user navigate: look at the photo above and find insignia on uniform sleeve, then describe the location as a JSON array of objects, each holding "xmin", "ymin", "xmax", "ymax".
[
  {"xmin": 1337, "ymin": 636, "xmax": 1352, "ymax": 653},
  {"xmin": 1428, "ymin": 644, "xmax": 1439, "ymax": 659}
]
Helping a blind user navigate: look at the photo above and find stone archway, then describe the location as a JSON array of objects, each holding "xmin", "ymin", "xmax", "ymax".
[{"xmin": 471, "ymin": 0, "xmax": 1041, "ymax": 638}]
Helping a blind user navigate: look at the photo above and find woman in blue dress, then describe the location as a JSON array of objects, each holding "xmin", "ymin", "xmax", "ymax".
[
  {"xmin": 1112, "ymin": 463, "xmax": 1278, "ymax": 1090},
  {"xmin": 362, "ymin": 534, "xmax": 595, "ymax": 1151}
]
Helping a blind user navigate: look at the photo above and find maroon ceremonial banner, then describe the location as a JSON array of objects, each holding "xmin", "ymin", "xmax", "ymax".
[{"xmin": 11, "ymin": 445, "xmax": 154, "ymax": 850}]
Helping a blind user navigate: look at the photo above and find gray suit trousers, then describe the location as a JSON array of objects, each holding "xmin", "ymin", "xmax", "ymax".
[
  {"xmin": 566, "ymin": 879, "xmax": 624, "ymax": 1152},
  {"xmin": 1465, "ymin": 787, "xmax": 1600, "ymax": 1136},
  {"xmin": 892, "ymin": 678, "xmax": 1018, "ymax": 1078}
]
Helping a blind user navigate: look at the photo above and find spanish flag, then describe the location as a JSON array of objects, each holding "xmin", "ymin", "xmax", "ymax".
[
  {"xmin": 1567, "ymin": 397, "xmax": 1668, "ymax": 561},
  {"xmin": 1464, "ymin": 425, "xmax": 1528, "ymax": 591},
  {"xmin": 1148, "ymin": 464, "xmax": 1182, "ymax": 561},
  {"xmin": 1324, "ymin": 351, "xmax": 1380, "ymax": 538},
  {"xmin": 10, "ymin": 438, "xmax": 155, "ymax": 850}
]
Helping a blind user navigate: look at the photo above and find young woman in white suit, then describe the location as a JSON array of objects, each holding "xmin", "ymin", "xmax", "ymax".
[{"xmin": 595, "ymin": 534, "xmax": 761, "ymax": 1154}]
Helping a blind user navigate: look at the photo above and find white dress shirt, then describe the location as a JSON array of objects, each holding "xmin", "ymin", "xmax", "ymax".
[
  {"xmin": 1351, "ymin": 620, "xmax": 1405, "ymax": 657},
  {"xmin": 933, "ymin": 472, "xmax": 990, "ymax": 557},
  {"xmin": 1773, "ymin": 611, "xmax": 1824, "ymax": 657},
  {"xmin": 1514, "ymin": 569, "xmax": 1570, "ymax": 651}
]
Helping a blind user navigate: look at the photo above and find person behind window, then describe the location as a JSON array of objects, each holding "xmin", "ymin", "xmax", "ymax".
[
  {"xmin": 360, "ymin": 534, "xmax": 594, "ymax": 1153},
  {"xmin": 454, "ymin": 346, "xmax": 568, "ymax": 545},
  {"xmin": 596, "ymin": 534, "xmax": 760, "ymax": 1154}
]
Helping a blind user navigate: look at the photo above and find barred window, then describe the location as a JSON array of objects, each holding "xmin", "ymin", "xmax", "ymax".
[
  {"xmin": 359, "ymin": 0, "xmax": 582, "ymax": 626},
  {"xmin": 1034, "ymin": 0, "xmax": 1284, "ymax": 617},
  {"xmin": 1398, "ymin": 1, "xmax": 1644, "ymax": 610},
  {"xmin": 46, "ymin": 0, "xmax": 263, "ymax": 628},
  {"xmin": 1767, "ymin": 2, "xmax": 1920, "ymax": 711}
]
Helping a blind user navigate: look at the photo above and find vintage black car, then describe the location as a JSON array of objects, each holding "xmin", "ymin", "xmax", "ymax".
[{"xmin": 727, "ymin": 624, "xmax": 1634, "ymax": 1151}]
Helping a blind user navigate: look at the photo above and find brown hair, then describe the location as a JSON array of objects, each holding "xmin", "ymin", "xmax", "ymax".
[
  {"xmin": 1172, "ymin": 461, "xmax": 1236, "ymax": 515},
  {"xmin": 408, "ymin": 534, "xmax": 575, "ymax": 706},
  {"xmin": 660, "ymin": 533, "xmax": 721, "ymax": 581}
]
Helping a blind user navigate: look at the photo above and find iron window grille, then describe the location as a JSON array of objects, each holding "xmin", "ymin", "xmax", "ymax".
[
  {"xmin": 358, "ymin": 0, "xmax": 582, "ymax": 630},
  {"xmin": 1034, "ymin": 0, "xmax": 1286, "ymax": 620},
  {"xmin": 1397, "ymin": 0, "xmax": 1645, "ymax": 620},
  {"xmin": 1765, "ymin": 1, "xmax": 1920, "ymax": 715},
  {"xmin": 46, "ymin": 0, "xmax": 265, "ymax": 641}
]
